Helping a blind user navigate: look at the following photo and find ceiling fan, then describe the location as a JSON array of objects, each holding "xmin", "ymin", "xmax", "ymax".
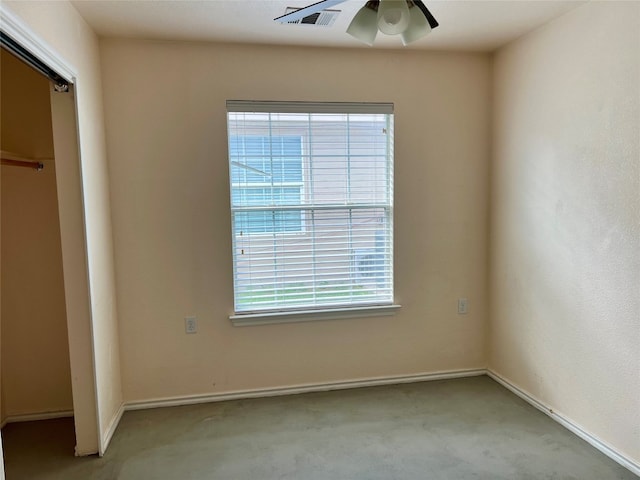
[{"xmin": 275, "ymin": 0, "xmax": 439, "ymax": 46}]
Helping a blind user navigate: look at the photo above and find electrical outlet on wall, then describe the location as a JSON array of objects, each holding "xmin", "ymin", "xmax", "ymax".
[
  {"xmin": 185, "ymin": 316, "xmax": 197, "ymax": 334},
  {"xmin": 458, "ymin": 298, "xmax": 468, "ymax": 315}
]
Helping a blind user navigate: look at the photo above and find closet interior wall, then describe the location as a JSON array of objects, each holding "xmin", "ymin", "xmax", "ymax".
[{"xmin": 0, "ymin": 48, "xmax": 73, "ymax": 423}]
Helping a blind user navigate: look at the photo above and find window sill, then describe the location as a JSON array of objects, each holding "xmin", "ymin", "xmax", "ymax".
[{"xmin": 230, "ymin": 304, "xmax": 401, "ymax": 327}]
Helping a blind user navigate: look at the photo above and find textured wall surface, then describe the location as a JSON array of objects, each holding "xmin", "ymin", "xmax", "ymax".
[
  {"xmin": 100, "ymin": 40, "xmax": 491, "ymax": 402},
  {"xmin": 490, "ymin": 1, "xmax": 640, "ymax": 464}
]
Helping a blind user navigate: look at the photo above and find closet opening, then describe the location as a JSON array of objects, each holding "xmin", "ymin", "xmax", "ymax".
[{"xmin": 1, "ymin": 27, "xmax": 97, "ymax": 459}]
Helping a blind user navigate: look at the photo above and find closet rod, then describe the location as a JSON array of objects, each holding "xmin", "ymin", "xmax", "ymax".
[{"xmin": 1, "ymin": 158, "xmax": 44, "ymax": 171}]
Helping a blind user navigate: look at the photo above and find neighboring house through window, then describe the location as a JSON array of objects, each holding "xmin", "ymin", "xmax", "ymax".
[
  {"xmin": 230, "ymin": 135, "xmax": 304, "ymax": 234},
  {"xmin": 227, "ymin": 101, "xmax": 395, "ymax": 320}
]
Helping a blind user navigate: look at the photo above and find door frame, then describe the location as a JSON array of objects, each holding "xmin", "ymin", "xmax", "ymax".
[{"xmin": 0, "ymin": 5, "xmax": 101, "ymax": 456}]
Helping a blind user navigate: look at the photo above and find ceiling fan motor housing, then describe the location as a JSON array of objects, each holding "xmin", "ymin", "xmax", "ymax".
[{"xmin": 276, "ymin": 0, "xmax": 438, "ymax": 46}]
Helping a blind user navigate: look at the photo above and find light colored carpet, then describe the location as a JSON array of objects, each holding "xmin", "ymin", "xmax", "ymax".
[{"xmin": 2, "ymin": 376, "xmax": 637, "ymax": 479}]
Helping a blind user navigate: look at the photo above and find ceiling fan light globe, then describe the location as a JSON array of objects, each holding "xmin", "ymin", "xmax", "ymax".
[
  {"xmin": 346, "ymin": 4, "xmax": 378, "ymax": 46},
  {"xmin": 377, "ymin": 0, "xmax": 410, "ymax": 35},
  {"xmin": 401, "ymin": 5, "xmax": 432, "ymax": 45}
]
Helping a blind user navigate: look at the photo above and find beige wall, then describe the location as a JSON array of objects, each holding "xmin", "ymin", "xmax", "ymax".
[
  {"xmin": 0, "ymin": 51, "xmax": 54, "ymax": 159},
  {"xmin": 1, "ymin": 161, "xmax": 72, "ymax": 417},
  {"xmin": 490, "ymin": 0, "xmax": 640, "ymax": 465},
  {"xmin": 2, "ymin": 0, "xmax": 123, "ymax": 454},
  {"xmin": 1, "ymin": 50, "xmax": 73, "ymax": 419},
  {"xmin": 100, "ymin": 39, "xmax": 491, "ymax": 402}
]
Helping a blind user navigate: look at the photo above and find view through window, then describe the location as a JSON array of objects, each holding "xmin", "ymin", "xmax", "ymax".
[{"xmin": 227, "ymin": 101, "xmax": 394, "ymax": 315}]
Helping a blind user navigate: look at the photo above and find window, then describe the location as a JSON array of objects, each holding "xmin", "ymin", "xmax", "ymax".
[
  {"xmin": 227, "ymin": 101, "xmax": 395, "ymax": 320},
  {"xmin": 230, "ymin": 135, "xmax": 304, "ymax": 234}
]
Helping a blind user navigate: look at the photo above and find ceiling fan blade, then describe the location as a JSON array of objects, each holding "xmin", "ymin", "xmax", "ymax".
[
  {"xmin": 274, "ymin": 0, "xmax": 348, "ymax": 23},
  {"xmin": 413, "ymin": 0, "xmax": 439, "ymax": 29}
]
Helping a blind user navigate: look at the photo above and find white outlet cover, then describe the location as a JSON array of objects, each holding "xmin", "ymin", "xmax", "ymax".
[
  {"xmin": 185, "ymin": 316, "xmax": 197, "ymax": 333},
  {"xmin": 458, "ymin": 298, "xmax": 468, "ymax": 315}
]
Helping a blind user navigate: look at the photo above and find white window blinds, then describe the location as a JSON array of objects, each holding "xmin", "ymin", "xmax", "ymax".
[{"xmin": 227, "ymin": 101, "xmax": 394, "ymax": 314}]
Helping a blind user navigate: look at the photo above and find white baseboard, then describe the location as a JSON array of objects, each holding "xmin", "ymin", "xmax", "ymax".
[
  {"xmin": 487, "ymin": 370, "xmax": 640, "ymax": 477},
  {"xmin": 74, "ymin": 446, "xmax": 98, "ymax": 457},
  {"xmin": 99, "ymin": 403, "xmax": 124, "ymax": 457},
  {"xmin": 0, "ymin": 410, "xmax": 73, "ymax": 429},
  {"xmin": 125, "ymin": 368, "xmax": 486, "ymax": 411}
]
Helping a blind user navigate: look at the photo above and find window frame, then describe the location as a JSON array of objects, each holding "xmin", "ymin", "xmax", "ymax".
[{"xmin": 226, "ymin": 101, "xmax": 401, "ymax": 325}]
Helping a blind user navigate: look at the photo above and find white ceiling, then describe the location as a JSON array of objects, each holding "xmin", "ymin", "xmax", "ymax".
[{"xmin": 71, "ymin": 0, "xmax": 584, "ymax": 51}]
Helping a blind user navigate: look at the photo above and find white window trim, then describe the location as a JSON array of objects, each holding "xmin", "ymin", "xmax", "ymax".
[{"xmin": 230, "ymin": 304, "xmax": 401, "ymax": 327}]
